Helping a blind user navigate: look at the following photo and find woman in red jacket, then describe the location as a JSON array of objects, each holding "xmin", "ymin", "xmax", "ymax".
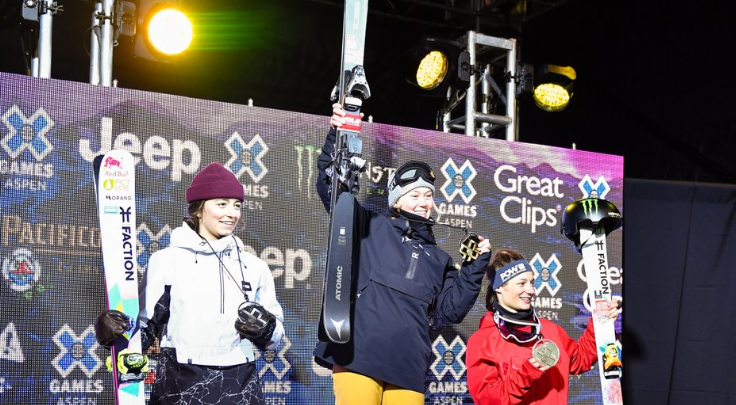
[{"xmin": 466, "ymin": 249, "xmax": 621, "ymax": 405}]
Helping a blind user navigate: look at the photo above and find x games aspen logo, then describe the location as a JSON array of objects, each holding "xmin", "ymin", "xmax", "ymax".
[
  {"xmin": 440, "ymin": 159, "xmax": 477, "ymax": 204},
  {"xmin": 1, "ymin": 105, "xmax": 54, "ymax": 160},
  {"xmin": 430, "ymin": 335, "xmax": 466, "ymax": 380},
  {"xmin": 578, "ymin": 174, "xmax": 610, "ymax": 199},
  {"xmin": 52, "ymin": 325, "xmax": 101, "ymax": 378},
  {"xmin": 255, "ymin": 336, "xmax": 292, "ymax": 379},
  {"xmin": 225, "ymin": 132, "xmax": 268, "ymax": 183},
  {"xmin": 137, "ymin": 223, "xmax": 172, "ymax": 276},
  {"xmin": 530, "ymin": 253, "xmax": 562, "ymax": 296}
]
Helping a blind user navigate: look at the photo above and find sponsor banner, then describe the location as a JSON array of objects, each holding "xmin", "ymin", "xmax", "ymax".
[{"xmin": 0, "ymin": 72, "xmax": 622, "ymax": 404}]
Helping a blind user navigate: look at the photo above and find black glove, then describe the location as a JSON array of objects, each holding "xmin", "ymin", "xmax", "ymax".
[
  {"xmin": 94, "ymin": 310, "xmax": 132, "ymax": 347},
  {"xmin": 235, "ymin": 301, "xmax": 276, "ymax": 348}
]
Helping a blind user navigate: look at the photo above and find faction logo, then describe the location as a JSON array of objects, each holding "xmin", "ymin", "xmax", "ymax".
[
  {"xmin": 1, "ymin": 105, "xmax": 54, "ymax": 160},
  {"xmin": 530, "ymin": 253, "xmax": 562, "ymax": 296},
  {"xmin": 440, "ymin": 159, "xmax": 477, "ymax": 204},
  {"xmin": 430, "ymin": 335, "xmax": 466, "ymax": 380},
  {"xmin": 225, "ymin": 132, "xmax": 268, "ymax": 183},
  {"xmin": 137, "ymin": 223, "xmax": 172, "ymax": 276},
  {"xmin": 2, "ymin": 248, "xmax": 40, "ymax": 293},
  {"xmin": 52, "ymin": 325, "xmax": 101, "ymax": 378},
  {"xmin": 578, "ymin": 174, "xmax": 610, "ymax": 199},
  {"xmin": 0, "ymin": 323, "xmax": 25, "ymax": 363}
]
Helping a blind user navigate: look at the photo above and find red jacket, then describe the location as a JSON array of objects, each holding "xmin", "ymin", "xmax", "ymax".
[{"xmin": 466, "ymin": 311, "xmax": 598, "ymax": 405}]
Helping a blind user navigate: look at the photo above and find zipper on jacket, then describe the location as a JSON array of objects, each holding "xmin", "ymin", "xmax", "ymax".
[
  {"xmin": 405, "ymin": 246, "xmax": 420, "ymax": 279},
  {"xmin": 219, "ymin": 257, "xmax": 225, "ymax": 314}
]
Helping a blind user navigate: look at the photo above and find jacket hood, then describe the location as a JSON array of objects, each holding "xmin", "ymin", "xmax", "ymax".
[
  {"xmin": 169, "ymin": 223, "xmax": 243, "ymax": 254},
  {"xmin": 388, "ymin": 208, "xmax": 437, "ymax": 245},
  {"xmin": 478, "ymin": 311, "xmax": 497, "ymax": 331}
]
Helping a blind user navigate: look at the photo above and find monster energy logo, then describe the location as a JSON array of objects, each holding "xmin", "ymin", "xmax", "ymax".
[{"xmin": 580, "ymin": 198, "xmax": 599, "ymax": 218}]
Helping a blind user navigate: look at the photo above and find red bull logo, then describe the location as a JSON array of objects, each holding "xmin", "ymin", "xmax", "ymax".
[{"xmin": 104, "ymin": 156, "xmax": 122, "ymax": 169}]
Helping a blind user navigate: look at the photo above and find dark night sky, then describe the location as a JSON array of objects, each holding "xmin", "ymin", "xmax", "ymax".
[{"xmin": 2, "ymin": 0, "xmax": 735, "ymax": 184}]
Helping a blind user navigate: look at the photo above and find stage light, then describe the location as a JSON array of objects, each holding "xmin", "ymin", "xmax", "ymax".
[
  {"xmin": 532, "ymin": 64, "xmax": 576, "ymax": 112},
  {"xmin": 146, "ymin": 8, "xmax": 192, "ymax": 55},
  {"xmin": 134, "ymin": 0, "xmax": 192, "ymax": 61},
  {"xmin": 406, "ymin": 37, "xmax": 469, "ymax": 96},
  {"xmin": 416, "ymin": 50, "xmax": 448, "ymax": 90}
]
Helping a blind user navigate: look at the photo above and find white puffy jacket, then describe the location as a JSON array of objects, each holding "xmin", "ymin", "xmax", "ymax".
[{"xmin": 139, "ymin": 223, "xmax": 285, "ymax": 366}]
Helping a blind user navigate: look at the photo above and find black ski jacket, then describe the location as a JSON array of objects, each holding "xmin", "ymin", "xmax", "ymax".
[{"xmin": 313, "ymin": 129, "xmax": 491, "ymax": 392}]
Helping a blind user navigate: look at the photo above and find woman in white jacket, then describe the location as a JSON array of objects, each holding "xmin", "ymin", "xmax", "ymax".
[{"xmin": 96, "ymin": 162, "xmax": 285, "ymax": 405}]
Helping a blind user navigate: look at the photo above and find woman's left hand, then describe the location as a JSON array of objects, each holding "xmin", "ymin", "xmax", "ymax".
[
  {"xmin": 475, "ymin": 235, "xmax": 492, "ymax": 255},
  {"xmin": 607, "ymin": 299, "xmax": 622, "ymax": 319}
]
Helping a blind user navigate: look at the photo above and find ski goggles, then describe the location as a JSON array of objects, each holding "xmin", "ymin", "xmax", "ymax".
[
  {"xmin": 390, "ymin": 161, "xmax": 436, "ymax": 189},
  {"xmin": 494, "ymin": 311, "xmax": 542, "ymax": 344}
]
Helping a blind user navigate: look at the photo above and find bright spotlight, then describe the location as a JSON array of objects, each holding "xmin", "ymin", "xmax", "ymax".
[{"xmin": 146, "ymin": 8, "xmax": 192, "ymax": 55}]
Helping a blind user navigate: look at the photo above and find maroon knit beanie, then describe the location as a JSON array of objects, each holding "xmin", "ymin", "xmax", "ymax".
[{"xmin": 186, "ymin": 162, "xmax": 245, "ymax": 203}]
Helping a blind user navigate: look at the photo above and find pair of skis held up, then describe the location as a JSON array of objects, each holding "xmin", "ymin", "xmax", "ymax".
[{"xmin": 319, "ymin": 0, "xmax": 371, "ymax": 345}]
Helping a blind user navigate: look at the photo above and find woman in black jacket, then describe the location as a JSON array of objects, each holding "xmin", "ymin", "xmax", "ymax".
[{"xmin": 314, "ymin": 104, "xmax": 493, "ymax": 405}]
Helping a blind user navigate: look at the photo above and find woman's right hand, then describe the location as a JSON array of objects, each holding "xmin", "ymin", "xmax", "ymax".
[
  {"xmin": 330, "ymin": 102, "xmax": 364, "ymax": 129},
  {"xmin": 528, "ymin": 356, "xmax": 552, "ymax": 372},
  {"xmin": 94, "ymin": 309, "xmax": 132, "ymax": 348},
  {"xmin": 330, "ymin": 103, "xmax": 346, "ymax": 128}
]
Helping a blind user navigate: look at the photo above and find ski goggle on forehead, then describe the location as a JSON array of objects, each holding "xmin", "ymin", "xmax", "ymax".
[
  {"xmin": 493, "ymin": 311, "xmax": 542, "ymax": 344},
  {"xmin": 391, "ymin": 161, "xmax": 435, "ymax": 188}
]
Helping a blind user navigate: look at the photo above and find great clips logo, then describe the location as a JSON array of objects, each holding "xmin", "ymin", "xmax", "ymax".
[{"xmin": 494, "ymin": 164, "xmax": 563, "ymax": 233}]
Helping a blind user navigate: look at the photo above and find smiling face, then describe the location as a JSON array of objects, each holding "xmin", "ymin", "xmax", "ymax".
[
  {"xmin": 496, "ymin": 272, "xmax": 536, "ymax": 312},
  {"xmin": 196, "ymin": 198, "xmax": 242, "ymax": 241},
  {"xmin": 395, "ymin": 186, "xmax": 434, "ymax": 219}
]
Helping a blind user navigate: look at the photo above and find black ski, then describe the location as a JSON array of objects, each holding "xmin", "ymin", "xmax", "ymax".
[{"xmin": 320, "ymin": 0, "xmax": 371, "ymax": 344}]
